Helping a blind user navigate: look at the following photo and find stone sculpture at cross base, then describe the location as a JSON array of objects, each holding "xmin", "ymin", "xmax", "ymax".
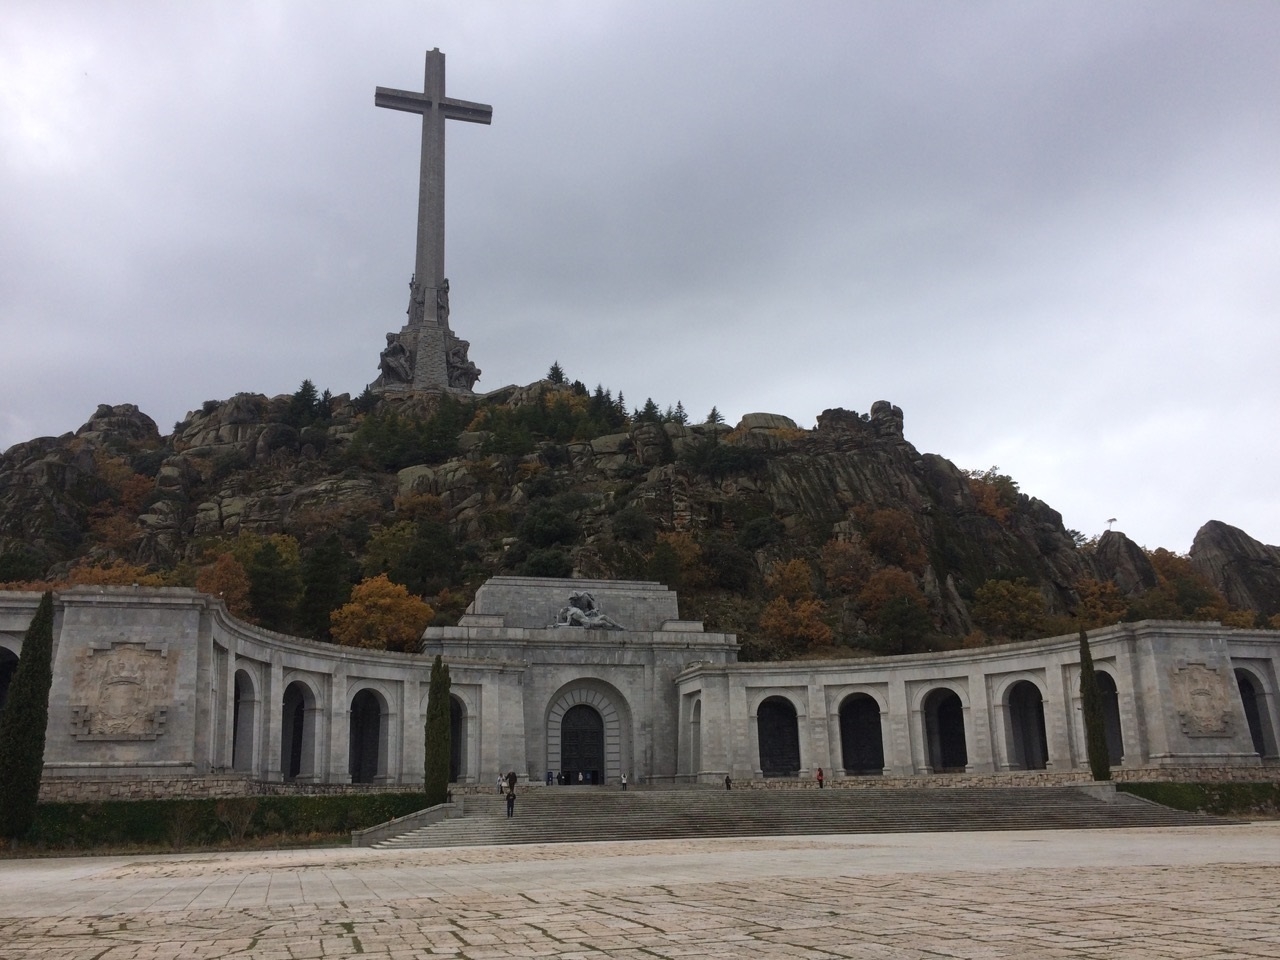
[{"xmin": 369, "ymin": 47, "xmax": 490, "ymax": 397}]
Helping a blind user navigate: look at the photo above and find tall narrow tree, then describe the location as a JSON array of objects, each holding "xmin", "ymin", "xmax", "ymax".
[
  {"xmin": 1078, "ymin": 627, "xmax": 1112, "ymax": 781},
  {"xmin": 0, "ymin": 592, "xmax": 56, "ymax": 841},
  {"xmin": 423, "ymin": 654, "xmax": 452, "ymax": 806}
]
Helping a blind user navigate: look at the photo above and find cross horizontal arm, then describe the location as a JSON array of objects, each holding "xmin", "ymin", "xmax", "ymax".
[{"xmin": 375, "ymin": 87, "xmax": 493, "ymax": 124}]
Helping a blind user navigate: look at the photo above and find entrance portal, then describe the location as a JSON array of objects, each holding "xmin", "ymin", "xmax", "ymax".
[
  {"xmin": 561, "ymin": 704, "xmax": 604, "ymax": 784},
  {"xmin": 839, "ymin": 694, "xmax": 884, "ymax": 775},
  {"xmin": 757, "ymin": 696, "xmax": 801, "ymax": 777},
  {"xmin": 923, "ymin": 688, "xmax": 967, "ymax": 772}
]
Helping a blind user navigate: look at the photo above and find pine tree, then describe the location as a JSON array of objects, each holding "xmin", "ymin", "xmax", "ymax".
[
  {"xmin": 1078, "ymin": 627, "xmax": 1112, "ymax": 781},
  {"xmin": 706, "ymin": 406, "xmax": 724, "ymax": 425},
  {"xmin": 546, "ymin": 361, "xmax": 566, "ymax": 385},
  {"xmin": 297, "ymin": 534, "xmax": 355, "ymax": 641},
  {"xmin": 0, "ymin": 592, "xmax": 56, "ymax": 841},
  {"xmin": 672, "ymin": 401, "xmax": 688, "ymax": 425},
  {"xmin": 423, "ymin": 654, "xmax": 452, "ymax": 805},
  {"xmin": 247, "ymin": 541, "xmax": 302, "ymax": 633}
]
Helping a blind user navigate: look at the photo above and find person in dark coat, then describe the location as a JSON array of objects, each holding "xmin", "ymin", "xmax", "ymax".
[{"xmin": 506, "ymin": 790, "xmax": 515, "ymax": 818}]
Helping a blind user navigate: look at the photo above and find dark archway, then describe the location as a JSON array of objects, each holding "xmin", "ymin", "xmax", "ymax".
[
  {"xmin": 757, "ymin": 696, "xmax": 801, "ymax": 777},
  {"xmin": 280, "ymin": 681, "xmax": 315, "ymax": 780},
  {"xmin": 1096, "ymin": 671, "xmax": 1124, "ymax": 764},
  {"xmin": 349, "ymin": 689, "xmax": 383, "ymax": 784},
  {"xmin": 561, "ymin": 704, "xmax": 604, "ymax": 784},
  {"xmin": 839, "ymin": 694, "xmax": 884, "ymax": 775},
  {"xmin": 923, "ymin": 688, "xmax": 967, "ymax": 772},
  {"xmin": 449, "ymin": 695, "xmax": 464, "ymax": 783},
  {"xmin": 0, "ymin": 648, "xmax": 17, "ymax": 714},
  {"xmin": 1007, "ymin": 681, "xmax": 1049, "ymax": 770},
  {"xmin": 232, "ymin": 670, "xmax": 256, "ymax": 772},
  {"xmin": 1236, "ymin": 669, "xmax": 1272, "ymax": 758}
]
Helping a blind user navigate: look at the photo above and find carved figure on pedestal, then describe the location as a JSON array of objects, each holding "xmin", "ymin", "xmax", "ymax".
[
  {"xmin": 552, "ymin": 592, "xmax": 624, "ymax": 630},
  {"xmin": 379, "ymin": 334, "xmax": 414, "ymax": 384},
  {"xmin": 436, "ymin": 278, "xmax": 450, "ymax": 324},
  {"xmin": 407, "ymin": 276, "xmax": 427, "ymax": 325},
  {"xmin": 447, "ymin": 338, "xmax": 481, "ymax": 390}
]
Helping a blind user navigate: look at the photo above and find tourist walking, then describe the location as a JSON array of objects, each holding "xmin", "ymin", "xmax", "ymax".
[
  {"xmin": 506, "ymin": 790, "xmax": 515, "ymax": 818},
  {"xmin": 816, "ymin": 766, "xmax": 824, "ymax": 789},
  {"xmin": 724, "ymin": 774, "xmax": 732, "ymax": 790},
  {"xmin": 496, "ymin": 774, "xmax": 504, "ymax": 795}
]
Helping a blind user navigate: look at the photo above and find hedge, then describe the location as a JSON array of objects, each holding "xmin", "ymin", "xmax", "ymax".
[
  {"xmin": 1119, "ymin": 782, "xmax": 1280, "ymax": 817},
  {"xmin": 21, "ymin": 792, "xmax": 429, "ymax": 852}
]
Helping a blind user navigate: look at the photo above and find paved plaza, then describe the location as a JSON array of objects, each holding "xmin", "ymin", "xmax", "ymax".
[{"xmin": 1, "ymin": 823, "xmax": 1279, "ymax": 959}]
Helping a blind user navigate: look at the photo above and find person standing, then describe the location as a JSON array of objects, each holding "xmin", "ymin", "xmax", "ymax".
[
  {"xmin": 724, "ymin": 774, "xmax": 732, "ymax": 790},
  {"xmin": 496, "ymin": 774, "xmax": 504, "ymax": 795},
  {"xmin": 506, "ymin": 790, "xmax": 515, "ymax": 818},
  {"xmin": 817, "ymin": 767, "xmax": 825, "ymax": 789},
  {"xmin": 621, "ymin": 773, "xmax": 627, "ymax": 791}
]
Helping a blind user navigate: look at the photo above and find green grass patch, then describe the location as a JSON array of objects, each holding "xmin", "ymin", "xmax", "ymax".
[{"xmin": 1119, "ymin": 781, "xmax": 1280, "ymax": 817}]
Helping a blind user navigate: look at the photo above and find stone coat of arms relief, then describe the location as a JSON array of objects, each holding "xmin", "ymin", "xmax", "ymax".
[
  {"xmin": 70, "ymin": 642, "xmax": 175, "ymax": 740},
  {"xmin": 1171, "ymin": 660, "xmax": 1234, "ymax": 738}
]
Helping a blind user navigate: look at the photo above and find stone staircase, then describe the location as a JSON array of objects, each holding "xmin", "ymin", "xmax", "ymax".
[{"xmin": 372, "ymin": 785, "xmax": 1228, "ymax": 849}]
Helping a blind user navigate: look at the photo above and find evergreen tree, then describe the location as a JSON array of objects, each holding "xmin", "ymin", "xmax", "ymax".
[
  {"xmin": 247, "ymin": 541, "xmax": 302, "ymax": 633},
  {"xmin": 287, "ymin": 379, "xmax": 321, "ymax": 428},
  {"xmin": 672, "ymin": 401, "xmax": 688, "ymax": 425},
  {"xmin": 636, "ymin": 398, "xmax": 662, "ymax": 423},
  {"xmin": 297, "ymin": 534, "xmax": 356, "ymax": 641},
  {"xmin": 0, "ymin": 592, "xmax": 55, "ymax": 841},
  {"xmin": 706, "ymin": 406, "xmax": 724, "ymax": 425},
  {"xmin": 1078, "ymin": 627, "xmax": 1112, "ymax": 781},
  {"xmin": 423, "ymin": 654, "xmax": 452, "ymax": 805},
  {"xmin": 546, "ymin": 361, "xmax": 566, "ymax": 384}
]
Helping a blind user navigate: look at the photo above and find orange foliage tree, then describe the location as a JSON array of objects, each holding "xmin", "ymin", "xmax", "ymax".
[
  {"xmin": 819, "ymin": 537, "xmax": 874, "ymax": 595},
  {"xmin": 196, "ymin": 553, "xmax": 253, "ymax": 620},
  {"xmin": 330, "ymin": 574, "xmax": 435, "ymax": 653}
]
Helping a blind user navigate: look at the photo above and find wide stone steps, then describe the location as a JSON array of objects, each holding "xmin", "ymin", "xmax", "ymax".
[{"xmin": 373, "ymin": 786, "xmax": 1225, "ymax": 849}]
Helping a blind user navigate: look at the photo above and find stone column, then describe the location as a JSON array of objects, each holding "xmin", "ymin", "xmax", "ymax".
[
  {"xmin": 885, "ymin": 678, "xmax": 914, "ymax": 776},
  {"xmin": 264, "ymin": 654, "xmax": 284, "ymax": 782}
]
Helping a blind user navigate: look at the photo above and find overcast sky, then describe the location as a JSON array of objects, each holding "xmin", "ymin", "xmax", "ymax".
[{"xmin": 2, "ymin": 1, "xmax": 1277, "ymax": 553}]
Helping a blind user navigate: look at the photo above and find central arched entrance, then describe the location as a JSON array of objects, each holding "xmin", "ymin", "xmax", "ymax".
[
  {"xmin": 561, "ymin": 704, "xmax": 604, "ymax": 784},
  {"xmin": 839, "ymin": 693, "xmax": 884, "ymax": 775},
  {"xmin": 757, "ymin": 696, "xmax": 801, "ymax": 777}
]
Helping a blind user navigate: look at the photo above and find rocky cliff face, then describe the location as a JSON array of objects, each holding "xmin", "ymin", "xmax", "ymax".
[
  {"xmin": 2, "ymin": 386, "xmax": 1275, "ymax": 649},
  {"xmin": 1191, "ymin": 520, "xmax": 1280, "ymax": 618}
]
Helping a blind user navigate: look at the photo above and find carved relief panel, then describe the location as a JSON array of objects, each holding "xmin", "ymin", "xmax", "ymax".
[
  {"xmin": 70, "ymin": 641, "xmax": 176, "ymax": 740},
  {"xmin": 1171, "ymin": 660, "xmax": 1234, "ymax": 738}
]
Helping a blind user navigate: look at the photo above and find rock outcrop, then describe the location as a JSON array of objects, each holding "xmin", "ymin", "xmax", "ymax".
[
  {"xmin": 1092, "ymin": 530, "xmax": 1159, "ymax": 595},
  {"xmin": 1190, "ymin": 521, "xmax": 1280, "ymax": 618}
]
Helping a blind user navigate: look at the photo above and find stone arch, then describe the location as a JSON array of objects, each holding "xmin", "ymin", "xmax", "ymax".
[
  {"xmin": 546, "ymin": 679, "xmax": 632, "ymax": 785},
  {"xmin": 922, "ymin": 687, "xmax": 968, "ymax": 772},
  {"xmin": 1095, "ymin": 670, "xmax": 1124, "ymax": 764},
  {"xmin": 281, "ymin": 678, "xmax": 320, "ymax": 781},
  {"xmin": 756, "ymin": 695, "xmax": 801, "ymax": 777},
  {"xmin": 349, "ymin": 687, "xmax": 388, "ymax": 784},
  {"xmin": 838, "ymin": 692, "xmax": 885, "ymax": 775},
  {"xmin": 0, "ymin": 646, "xmax": 18, "ymax": 714},
  {"xmin": 1005, "ymin": 680, "xmax": 1049, "ymax": 770},
  {"xmin": 1235, "ymin": 667, "xmax": 1277, "ymax": 759},
  {"xmin": 231, "ymin": 667, "xmax": 259, "ymax": 773}
]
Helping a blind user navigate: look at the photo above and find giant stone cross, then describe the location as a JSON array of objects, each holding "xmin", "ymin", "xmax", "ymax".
[{"xmin": 372, "ymin": 48, "xmax": 490, "ymax": 395}]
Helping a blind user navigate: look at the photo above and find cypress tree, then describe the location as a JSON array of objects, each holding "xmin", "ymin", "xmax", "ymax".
[
  {"xmin": 0, "ymin": 592, "xmax": 56, "ymax": 841},
  {"xmin": 1078, "ymin": 627, "xmax": 1112, "ymax": 781},
  {"xmin": 423, "ymin": 654, "xmax": 452, "ymax": 806}
]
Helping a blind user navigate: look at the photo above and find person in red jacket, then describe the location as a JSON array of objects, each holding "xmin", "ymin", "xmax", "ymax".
[{"xmin": 816, "ymin": 767, "xmax": 825, "ymax": 789}]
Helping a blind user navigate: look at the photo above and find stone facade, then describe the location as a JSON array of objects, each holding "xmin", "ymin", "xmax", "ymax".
[{"xmin": 0, "ymin": 578, "xmax": 1277, "ymax": 802}]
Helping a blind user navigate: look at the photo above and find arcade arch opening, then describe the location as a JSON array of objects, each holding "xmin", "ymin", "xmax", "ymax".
[{"xmin": 757, "ymin": 696, "xmax": 801, "ymax": 777}]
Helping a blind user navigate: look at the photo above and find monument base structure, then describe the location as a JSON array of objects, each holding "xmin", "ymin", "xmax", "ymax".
[{"xmin": 1, "ymin": 578, "xmax": 1278, "ymax": 802}]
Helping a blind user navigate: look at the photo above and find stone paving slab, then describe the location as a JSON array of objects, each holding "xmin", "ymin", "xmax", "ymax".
[{"xmin": 0, "ymin": 824, "xmax": 1278, "ymax": 958}]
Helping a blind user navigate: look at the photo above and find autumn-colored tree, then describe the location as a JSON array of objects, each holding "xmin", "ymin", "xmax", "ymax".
[
  {"xmin": 857, "ymin": 567, "xmax": 924, "ymax": 623},
  {"xmin": 653, "ymin": 532, "xmax": 704, "ymax": 589},
  {"xmin": 196, "ymin": 553, "xmax": 252, "ymax": 619},
  {"xmin": 766, "ymin": 559, "xmax": 816, "ymax": 602},
  {"xmin": 758, "ymin": 597, "xmax": 833, "ymax": 650},
  {"xmin": 819, "ymin": 537, "xmax": 874, "ymax": 595},
  {"xmin": 65, "ymin": 560, "xmax": 165, "ymax": 588},
  {"xmin": 1073, "ymin": 578, "xmax": 1127, "ymax": 629},
  {"xmin": 330, "ymin": 575, "xmax": 434, "ymax": 652},
  {"xmin": 964, "ymin": 467, "xmax": 1020, "ymax": 525},
  {"xmin": 1132, "ymin": 549, "xmax": 1229, "ymax": 622},
  {"xmin": 860, "ymin": 508, "xmax": 927, "ymax": 573},
  {"xmin": 971, "ymin": 578, "xmax": 1047, "ymax": 641}
]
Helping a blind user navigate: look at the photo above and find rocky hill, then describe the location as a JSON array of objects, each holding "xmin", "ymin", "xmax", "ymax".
[{"xmin": 1, "ymin": 380, "xmax": 1276, "ymax": 658}]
